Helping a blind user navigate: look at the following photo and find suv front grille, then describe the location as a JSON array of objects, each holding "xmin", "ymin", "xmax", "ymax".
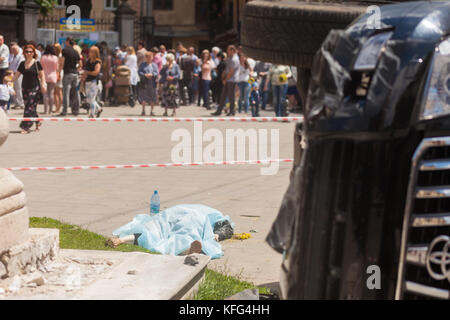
[{"xmin": 396, "ymin": 137, "xmax": 450, "ymax": 300}]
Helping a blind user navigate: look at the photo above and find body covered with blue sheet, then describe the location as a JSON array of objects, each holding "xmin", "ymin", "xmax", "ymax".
[{"xmin": 112, "ymin": 204, "xmax": 233, "ymax": 259}]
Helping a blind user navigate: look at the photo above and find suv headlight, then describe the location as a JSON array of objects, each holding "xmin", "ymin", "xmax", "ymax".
[{"xmin": 419, "ymin": 37, "xmax": 450, "ymax": 120}]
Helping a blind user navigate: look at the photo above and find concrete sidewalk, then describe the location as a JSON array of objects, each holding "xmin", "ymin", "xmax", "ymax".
[{"xmin": 0, "ymin": 104, "xmax": 297, "ymax": 287}]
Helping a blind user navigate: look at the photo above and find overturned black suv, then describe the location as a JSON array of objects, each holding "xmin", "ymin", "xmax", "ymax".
[{"xmin": 266, "ymin": 1, "xmax": 450, "ymax": 299}]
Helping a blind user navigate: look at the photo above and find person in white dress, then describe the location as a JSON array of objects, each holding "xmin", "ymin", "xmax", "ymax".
[{"xmin": 125, "ymin": 46, "xmax": 140, "ymax": 104}]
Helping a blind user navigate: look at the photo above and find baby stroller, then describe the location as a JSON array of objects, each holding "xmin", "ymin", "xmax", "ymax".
[{"xmin": 113, "ymin": 65, "xmax": 135, "ymax": 107}]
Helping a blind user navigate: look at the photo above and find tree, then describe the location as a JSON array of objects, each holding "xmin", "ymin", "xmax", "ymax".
[
  {"xmin": 18, "ymin": 0, "xmax": 93, "ymax": 18},
  {"xmin": 18, "ymin": 0, "xmax": 58, "ymax": 17}
]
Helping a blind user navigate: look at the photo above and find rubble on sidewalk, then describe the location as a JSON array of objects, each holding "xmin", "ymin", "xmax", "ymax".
[
  {"xmin": 184, "ymin": 255, "xmax": 199, "ymax": 266},
  {"xmin": 0, "ymin": 252, "xmax": 116, "ymax": 298}
]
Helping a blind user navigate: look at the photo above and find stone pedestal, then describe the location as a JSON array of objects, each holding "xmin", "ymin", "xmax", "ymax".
[
  {"xmin": 0, "ymin": 108, "xmax": 59, "ymax": 283},
  {"xmin": 0, "ymin": 110, "xmax": 29, "ymax": 255},
  {"xmin": 0, "ymin": 107, "xmax": 8, "ymax": 147},
  {"xmin": 0, "ymin": 206, "xmax": 29, "ymax": 254},
  {"xmin": 115, "ymin": 0, "xmax": 136, "ymax": 46},
  {"xmin": 0, "ymin": 108, "xmax": 28, "ymax": 257}
]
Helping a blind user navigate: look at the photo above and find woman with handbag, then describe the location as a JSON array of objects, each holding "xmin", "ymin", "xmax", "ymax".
[
  {"xmin": 138, "ymin": 51, "xmax": 159, "ymax": 116},
  {"xmin": 81, "ymin": 46, "xmax": 103, "ymax": 118},
  {"xmin": 13, "ymin": 44, "xmax": 47, "ymax": 134}
]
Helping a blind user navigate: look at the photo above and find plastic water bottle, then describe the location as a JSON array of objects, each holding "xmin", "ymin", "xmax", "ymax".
[{"xmin": 150, "ymin": 190, "xmax": 160, "ymax": 215}]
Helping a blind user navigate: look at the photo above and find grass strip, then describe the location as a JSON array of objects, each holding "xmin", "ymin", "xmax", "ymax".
[
  {"xmin": 29, "ymin": 217, "xmax": 153, "ymax": 254},
  {"xmin": 193, "ymin": 269, "xmax": 271, "ymax": 300}
]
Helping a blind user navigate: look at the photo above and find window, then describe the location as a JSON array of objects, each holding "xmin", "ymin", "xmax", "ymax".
[
  {"xmin": 104, "ymin": 0, "xmax": 119, "ymax": 10},
  {"xmin": 196, "ymin": 0, "xmax": 209, "ymax": 25},
  {"xmin": 154, "ymin": 0, "xmax": 173, "ymax": 10}
]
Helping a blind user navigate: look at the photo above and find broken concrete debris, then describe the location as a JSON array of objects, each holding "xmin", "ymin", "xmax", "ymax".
[{"xmin": 184, "ymin": 255, "xmax": 199, "ymax": 266}]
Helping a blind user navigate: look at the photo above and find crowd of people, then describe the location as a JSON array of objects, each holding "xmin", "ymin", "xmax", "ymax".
[{"xmin": 0, "ymin": 34, "xmax": 301, "ymax": 134}]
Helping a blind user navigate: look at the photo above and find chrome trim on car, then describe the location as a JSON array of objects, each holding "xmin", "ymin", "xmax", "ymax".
[
  {"xmin": 425, "ymin": 235, "xmax": 450, "ymax": 282},
  {"xmin": 405, "ymin": 281, "xmax": 450, "ymax": 300},
  {"xmin": 406, "ymin": 245, "xmax": 428, "ymax": 266},
  {"xmin": 395, "ymin": 137, "xmax": 450, "ymax": 300},
  {"xmin": 416, "ymin": 186, "xmax": 450, "ymax": 199},
  {"xmin": 420, "ymin": 159, "xmax": 450, "ymax": 171},
  {"xmin": 412, "ymin": 214, "xmax": 450, "ymax": 227}
]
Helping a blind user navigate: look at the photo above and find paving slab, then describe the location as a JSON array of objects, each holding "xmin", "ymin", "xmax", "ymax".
[{"xmin": 69, "ymin": 250, "xmax": 210, "ymax": 300}]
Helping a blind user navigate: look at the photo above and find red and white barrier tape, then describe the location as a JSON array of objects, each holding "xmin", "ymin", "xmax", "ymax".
[
  {"xmin": 8, "ymin": 116, "xmax": 303, "ymax": 123},
  {"xmin": 5, "ymin": 159, "xmax": 294, "ymax": 172}
]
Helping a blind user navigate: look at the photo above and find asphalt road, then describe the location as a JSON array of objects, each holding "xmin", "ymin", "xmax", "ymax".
[{"xmin": 0, "ymin": 103, "xmax": 298, "ymax": 287}]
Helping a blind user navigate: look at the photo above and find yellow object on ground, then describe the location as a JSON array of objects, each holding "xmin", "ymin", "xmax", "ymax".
[{"xmin": 233, "ymin": 233, "xmax": 252, "ymax": 240}]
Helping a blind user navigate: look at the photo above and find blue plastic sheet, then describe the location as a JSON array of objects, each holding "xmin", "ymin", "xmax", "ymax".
[{"xmin": 112, "ymin": 204, "xmax": 234, "ymax": 259}]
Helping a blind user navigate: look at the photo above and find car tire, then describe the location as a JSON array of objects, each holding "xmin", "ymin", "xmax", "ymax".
[{"xmin": 241, "ymin": 1, "xmax": 366, "ymax": 68}]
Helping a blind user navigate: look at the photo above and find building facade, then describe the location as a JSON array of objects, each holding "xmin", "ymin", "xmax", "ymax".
[
  {"xmin": 1, "ymin": 0, "xmax": 253, "ymax": 52},
  {"xmin": 39, "ymin": 0, "xmax": 142, "ymax": 40},
  {"xmin": 0, "ymin": 0, "xmax": 38, "ymax": 44},
  {"xmin": 38, "ymin": 0, "xmax": 211, "ymax": 50},
  {"xmin": 209, "ymin": 0, "xmax": 254, "ymax": 49},
  {"xmin": 149, "ymin": 0, "xmax": 210, "ymax": 51}
]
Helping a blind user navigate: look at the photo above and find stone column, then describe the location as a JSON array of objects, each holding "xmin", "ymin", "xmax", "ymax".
[
  {"xmin": 145, "ymin": 0, "xmax": 153, "ymax": 16},
  {"xmin": 142, "ymin": 0, "xmax": 154, "ymax": 47},
  {"xmin": 20, "ymin": 0, "xmax": 40, "ymax": 42},
  {"xmin": 115, "ymin": 0, "xmax": 136, "ymax": 46}
]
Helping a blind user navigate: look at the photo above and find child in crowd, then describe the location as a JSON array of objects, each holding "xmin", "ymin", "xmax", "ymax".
[
  {"xmin": 249, "ymin": 78, "xmax": 260, "ymax": 117},
  {"xmin": 0, "ymin": 71, "xmax": 15, "ymax": 113}
]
